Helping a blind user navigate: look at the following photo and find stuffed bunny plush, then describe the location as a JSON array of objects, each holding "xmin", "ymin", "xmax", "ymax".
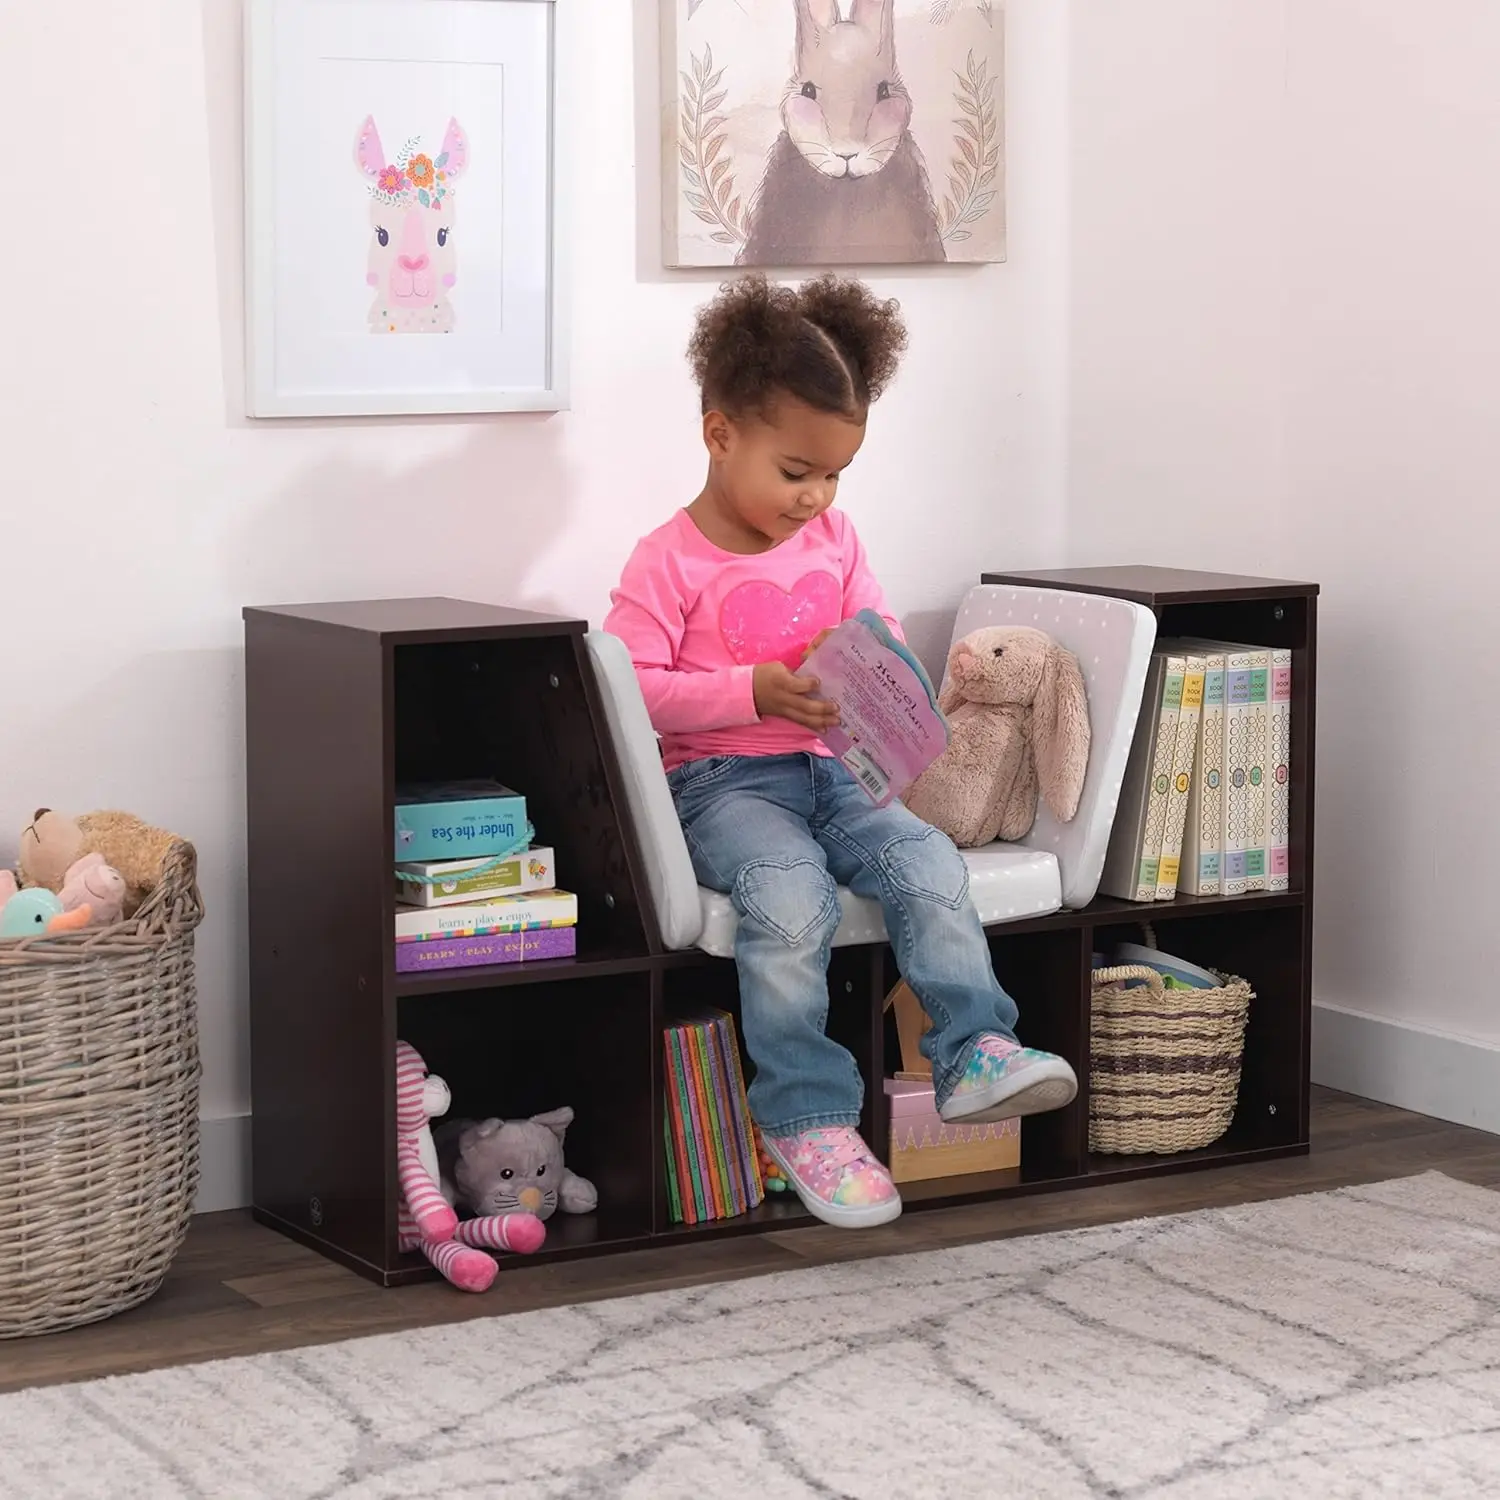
[
  {"xmin": 905, "ymin": 626, "xmax": 1091, "ymax": 849},
  {"xmin": 437, "ymin": 1106, "xmax": 598, "ymax": 1223},
  {"xmin": 739, "ymin": 0, "xmax": 946, "ymax": 265}
]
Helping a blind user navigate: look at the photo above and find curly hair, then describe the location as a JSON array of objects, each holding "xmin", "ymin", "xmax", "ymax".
[{"xmin": 687, "ymin": 272, "xmax": 908, "ymax": 420}]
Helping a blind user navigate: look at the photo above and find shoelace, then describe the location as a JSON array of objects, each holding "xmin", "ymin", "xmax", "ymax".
[{"xmin": 802, "ymin": 1128, "xmax": 869, "ymax": 1171}]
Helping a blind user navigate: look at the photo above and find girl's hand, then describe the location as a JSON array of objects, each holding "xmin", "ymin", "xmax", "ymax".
[{"xmin": 753, "ymin": 662, "xmax": 840, "ymax": 731}]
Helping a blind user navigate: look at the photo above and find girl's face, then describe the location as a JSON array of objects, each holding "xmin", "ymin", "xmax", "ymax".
[{"xmin": 704, "ymin": 396, "xmax": 867, "ymax": 550}]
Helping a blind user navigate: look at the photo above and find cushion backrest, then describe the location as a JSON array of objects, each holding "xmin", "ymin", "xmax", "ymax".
[
  {"xmin": 584, "ymin": 630, "xmax": 704, "ymax": 949},
  {"xmin": 946, "ymin": 585, "xmax": 1157, "ymax": 908}
]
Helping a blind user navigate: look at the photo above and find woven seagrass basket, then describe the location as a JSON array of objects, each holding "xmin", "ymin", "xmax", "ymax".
[
  {"xmin": 0, "ymin": 839, "xmax": 203, "ymax": 1338},
  {"xmin": 1089, "ymin": 950, "xmax": 1252, "ymax": 1156}
]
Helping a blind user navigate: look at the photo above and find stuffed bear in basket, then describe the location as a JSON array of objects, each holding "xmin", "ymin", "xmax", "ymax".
[
  {"xmin": 905, "ymin": 626, "xmax": 1091, "ymax": 848},
  {"xmin": 18, "ymin": 809, "xmax": 177, "ymax": 923},
  {"xmin": 1, "ymin": 807, "xmax": 178, "ymax": 937}
]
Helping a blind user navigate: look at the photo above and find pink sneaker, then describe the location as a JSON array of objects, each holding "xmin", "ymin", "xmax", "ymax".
[
  {"xmin": 939, "ymin": 1034, "xmax": 1078, "ymax": 1125},
  {"xmin": 759, "ymin": 1126, "xmax": 902, "ymax": 1229}
]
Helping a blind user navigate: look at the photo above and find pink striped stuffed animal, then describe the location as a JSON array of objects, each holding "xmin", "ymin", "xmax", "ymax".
[{"xmin": 396, "ymin": 1040, "xmax": 545, "ymax": 1291}]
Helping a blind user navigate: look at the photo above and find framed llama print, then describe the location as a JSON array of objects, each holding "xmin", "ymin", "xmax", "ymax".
[
  {"xmin": 246, "ymin": 0, "xmax": 568, "ymax": 417},
  {"xmin": 662, "ymin": 0, "xmax": 1005, "ymax": 269}
]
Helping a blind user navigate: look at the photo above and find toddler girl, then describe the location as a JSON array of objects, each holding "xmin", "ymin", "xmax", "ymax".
[{"xmin": 605, "ymin": 273, "xmax": 1077, "ymax": 1229}]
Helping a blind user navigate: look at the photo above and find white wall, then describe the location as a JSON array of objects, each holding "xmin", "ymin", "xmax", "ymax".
[
  {"xmin": 1285, "ymin": 0, "xmax": 1500, "ymax": 1121},
  {"xmin": 1065, "ymin": 2, "xmax": 1500, "ymax": 1124},
  {"xmin": 0, "ymin": 2, "xmax": 1071, "ymax": 1207}
]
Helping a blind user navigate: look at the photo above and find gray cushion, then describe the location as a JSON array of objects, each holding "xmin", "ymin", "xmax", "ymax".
[{"xmin": 584, "ymin": 630, "xmax": 704, "ymax": 949}]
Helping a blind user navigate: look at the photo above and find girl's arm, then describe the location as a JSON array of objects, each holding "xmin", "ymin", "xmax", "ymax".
[{"xmin": 605, "ymin": 556, "xmax": 760, "ymax": 735}]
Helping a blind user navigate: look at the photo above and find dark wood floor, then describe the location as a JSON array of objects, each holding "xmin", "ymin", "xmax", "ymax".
[{"xmin": 6, "ymin": 1087, "xmax": 1498, "ymax": 1393}]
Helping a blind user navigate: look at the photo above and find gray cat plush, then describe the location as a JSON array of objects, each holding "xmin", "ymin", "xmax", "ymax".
[{"xmin": 435, "ymin": 1106, "xmax": 598, "ymax": 1222}]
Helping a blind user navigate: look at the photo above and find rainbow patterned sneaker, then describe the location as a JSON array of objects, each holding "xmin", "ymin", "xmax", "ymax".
[
  {"xmin": 759, "ymin": 1126, "xmax": 902, "ymax": 1229},
  {"xmin": 938, "ymin": 1035, "xmax": 1078, "ymax": 1126}
]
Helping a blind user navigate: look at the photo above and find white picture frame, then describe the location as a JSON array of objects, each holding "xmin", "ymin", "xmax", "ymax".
[{"xmin": 245, "ymin": 0, "xmax": 569, "ymax": 417}]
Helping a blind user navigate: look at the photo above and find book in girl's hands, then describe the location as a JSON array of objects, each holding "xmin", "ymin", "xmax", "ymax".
[{"xmin": 802, "ymin": 609, "xmax": 949, "ymax": 807}]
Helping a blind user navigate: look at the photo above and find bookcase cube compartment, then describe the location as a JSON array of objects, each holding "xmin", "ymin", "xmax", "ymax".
[
  {"xmin": 393, "ymin": 631, "xmax": 648, "ymax": 964},
  {"xmin": 653, "ymin": 948, "xmax": 878, "ymax": 1237},
  {"xmin": 1091, "ymin": 902, "xmax": 1308, "ymax": 1163},
  {"xmin": 396, "ymin": 974, "xmax": 655, "ymax": 1271},
  {"xmin": 876, "ymin": 925, "xmax": 1089, "ymax": 1206}
]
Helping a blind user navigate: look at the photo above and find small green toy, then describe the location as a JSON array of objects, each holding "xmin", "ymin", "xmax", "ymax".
[{"xmin": 0, "ymin": 882, "xmax": 92, "ymax": 940}]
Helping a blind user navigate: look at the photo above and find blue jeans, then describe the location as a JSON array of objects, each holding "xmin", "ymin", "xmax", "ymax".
[{"xmin": 669, "ymin": 753, "xmax": 1021, "ymax": 1136}]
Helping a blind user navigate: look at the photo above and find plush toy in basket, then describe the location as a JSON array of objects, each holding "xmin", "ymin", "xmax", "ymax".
[
  {"xmin": 905, "ymin": 626, "xmax": 1091, "ymax": 848},
  {"xmin": 1, "ymin": 807, "xmax": 182, "ymax": 941},
  {"xmin": 18, "ymin": 809, "xmax": 172, "ymax": 922},
  {"xmin": 0, "ymin": 875, "xmax": 92, "ymax": 938}
]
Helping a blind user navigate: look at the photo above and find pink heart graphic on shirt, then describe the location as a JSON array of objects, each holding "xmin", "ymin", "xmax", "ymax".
[{"xmin": 720, "ymin": 572, "xmax": 841, "ymax": 669}]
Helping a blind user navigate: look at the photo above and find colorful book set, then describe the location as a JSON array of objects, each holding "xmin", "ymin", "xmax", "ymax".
[
  {"xmin": 393, "ymin": 781, "xmax": 577, "ymax": 973},
  {"xmin": 662, "ymin": 1010, "xmax": 765, "ymax": 1225},
  {"xmin": 1100, "ymin": 640, "xmax": 1293, "ymax": 903}
]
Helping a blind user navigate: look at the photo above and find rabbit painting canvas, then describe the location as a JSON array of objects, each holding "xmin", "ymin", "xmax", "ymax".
[
  {"xmin": 664, "ymin": 0, "xmax": 1004, "ymax": 267},
  {"xmin": 354, "ymin": 115, "xmax": 469, "ymax": 334}
]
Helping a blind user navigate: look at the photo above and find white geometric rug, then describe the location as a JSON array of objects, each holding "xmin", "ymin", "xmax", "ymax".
[{"xmin": 3, "ymin": 1172, "xmax": 1500, "ymax": 1499}]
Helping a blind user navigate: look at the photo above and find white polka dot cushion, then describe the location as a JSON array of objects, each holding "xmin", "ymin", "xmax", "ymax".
[{"xmin": 943, "ymin": 584, "xmax": 1157, "ymax": 909}]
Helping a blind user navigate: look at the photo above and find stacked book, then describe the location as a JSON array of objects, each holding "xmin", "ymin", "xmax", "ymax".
[
  {"xmin": 392, "ymin": 780, "xmax": 577, "ymax": 972},
  {"xmin": 663, "ymin": 1010, "xmax": 764, "ymax": 1225},
  {"xmin": 1100, "ymin": 640, "xmax": 1292, "ymax": 902}
]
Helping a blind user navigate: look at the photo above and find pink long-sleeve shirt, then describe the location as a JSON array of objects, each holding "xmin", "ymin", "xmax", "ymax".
[{"xmin": 604, "ymin": 508, "xmax": 901, "ymax": 772}]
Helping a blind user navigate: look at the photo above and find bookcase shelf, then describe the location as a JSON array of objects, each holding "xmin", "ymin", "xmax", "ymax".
[{"xmin": 244, "ymin": 568, "xmax": 1317, "ymax": 1287}]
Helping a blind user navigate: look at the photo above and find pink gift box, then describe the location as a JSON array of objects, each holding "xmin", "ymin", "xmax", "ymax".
[{"xmin": 884, "ymin": 1078, "xmax": 1021, "ymax": 1183}]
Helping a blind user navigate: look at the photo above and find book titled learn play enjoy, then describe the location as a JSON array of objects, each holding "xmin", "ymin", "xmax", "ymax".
[{"xmin": 803, "ymin": 610, "xmax": 949, "ymax": 807}]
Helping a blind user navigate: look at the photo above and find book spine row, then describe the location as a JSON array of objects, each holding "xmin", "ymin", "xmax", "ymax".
[{"xmin": 663, "ymin": 1011, "xmax": 764, "ymax": 1226}]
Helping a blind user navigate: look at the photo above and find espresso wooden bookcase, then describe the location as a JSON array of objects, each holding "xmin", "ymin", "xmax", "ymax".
[{"xmin": 243, "ymin": 568, "xmax": 1317, "ymax": 1286}]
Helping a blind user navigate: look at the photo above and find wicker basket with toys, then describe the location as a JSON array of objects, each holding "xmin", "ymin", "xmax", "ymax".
[{"xmin": 0, "ymin": 807, "xmax": 204, "ymax": 1338}]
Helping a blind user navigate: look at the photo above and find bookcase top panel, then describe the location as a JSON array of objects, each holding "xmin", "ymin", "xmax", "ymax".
[
  {"xmin": 243, "ymin": 597, "xmax": 585, "ymax": 643},
  {"xmin": 981, "ymin": 567, "xmax": 1319, "ymax": 606}
]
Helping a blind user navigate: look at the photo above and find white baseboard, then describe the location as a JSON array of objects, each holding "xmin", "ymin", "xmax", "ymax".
[
  {"xmin": 1312, "ymin": 1002, "xmax": 1500, "ymax": 1137},
  {"xmin": 197, "ymin": 1113, "xmax": 252, "ymax": 1214}
]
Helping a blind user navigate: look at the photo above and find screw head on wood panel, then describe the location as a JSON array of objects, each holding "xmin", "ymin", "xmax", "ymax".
[
  {"xmin": 1269, "ymin": 1105, "xmax": 1278, "ymax": 1115},
  {"xmin": 845, "ymin": 981, "xmax": 853, "ymax": 994},
  {"xmin": 549, "ymin": 674, "xmax": 560, "ymax": 688},
  {"xmin": 1273, "ymin": 606, "xmax": 1285, "ymax": 622},
  {"xmin": 309, "ymin": 1196, "xmax": 324, "ymax": 1227},
  {"xmin": 357, "ymin": 976, "xmax": 366, "ymax": 992},
  {"xmin": 604, "ymin": 892, "xmax": 616, "ymax": 909}
]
